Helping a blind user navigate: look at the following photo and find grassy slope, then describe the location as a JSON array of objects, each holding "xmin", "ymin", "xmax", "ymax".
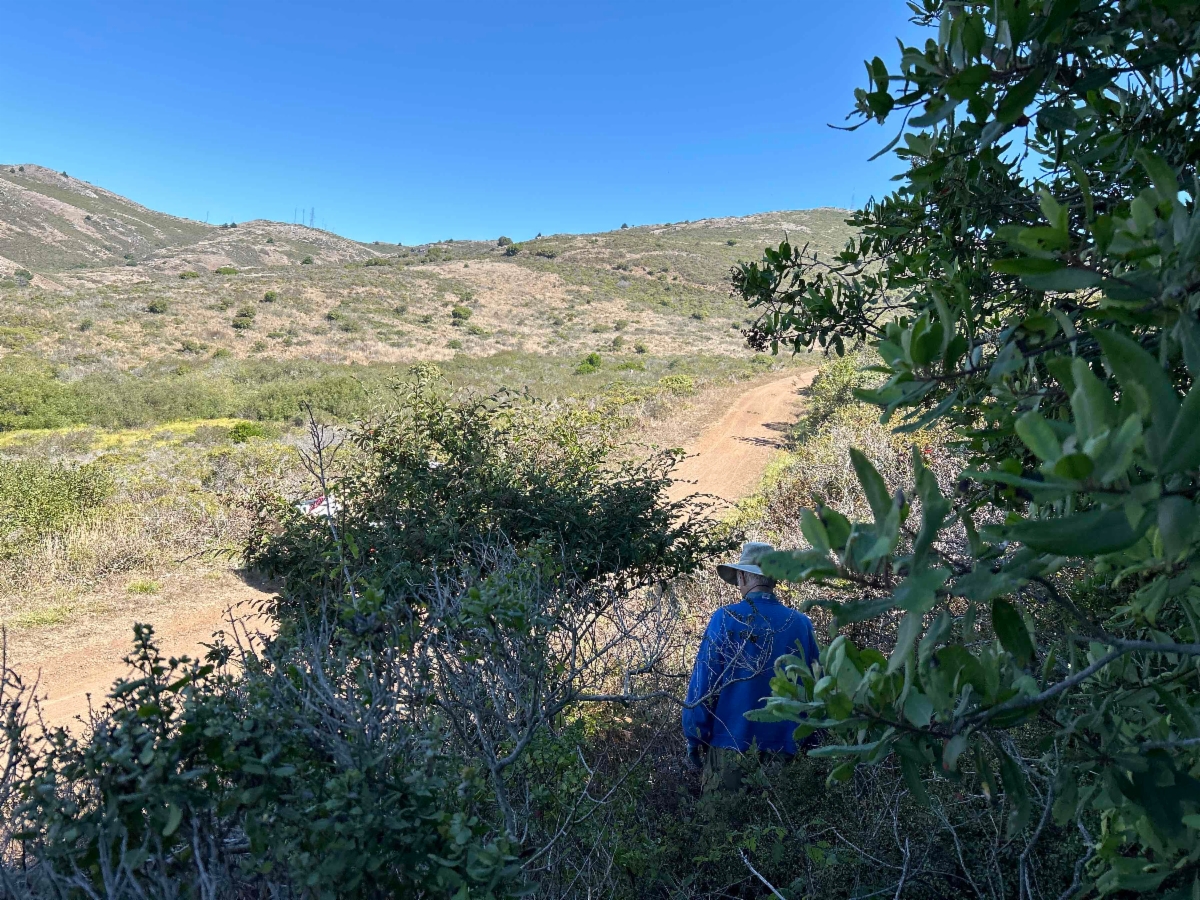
[{"xmin": 0, "ymin": 181, "xmax": 852, "ymax": 377}]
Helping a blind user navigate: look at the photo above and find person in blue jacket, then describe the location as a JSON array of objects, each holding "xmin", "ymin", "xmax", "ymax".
[{"xmin": 683, "ymin": 541, "xmax": 821, "ymax": 792}]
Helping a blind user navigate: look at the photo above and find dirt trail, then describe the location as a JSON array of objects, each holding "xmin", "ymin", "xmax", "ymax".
[
  {"xmin": 14, "ymin": 369, "xmax": 814, "ymax": 730},
  {"xmin": 667, "ymin": 369, "xmax": 816, "ymax": 505},
  {"xmin": 13, "ymin": 572, "xmax": 272, "ymax": 730}
]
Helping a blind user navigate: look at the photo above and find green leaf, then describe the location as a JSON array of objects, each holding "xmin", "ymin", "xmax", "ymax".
[
  {"xmin": 898, "ymin": 752, "xmax": 930, "ymax": 806},
  {"xmin": 850, "ymin": 448, "xmax": 891, "ymax": 525},
  {"xmin": 945, "ymin": 63, "xmax": 990, "ymax": 101},
  {"xmin": 1091, "ymin": 414, "xmax": 1142, "ymax": 483},
  {"xmin": 1015, "ymin": 410, "xmax": 1062, "ymax": 462},
  {"xmin": 163, "ymin": 802, "xmax": 183, "ymax": 838},
  {"xmin": 1052, "ymin": 452, "xmax": 1094, "ymax": 480},
  {"xmin": 1153, "ymin": 684, "xmax": 1199, "ymax": 739},
  {"xmin": 1136, "ymin": 149, "xmax": 1180, "ymax": 206},
  {"xmin": 992, "ymin": 256, "xmax": 1066, "ymax": 276},
  {"xmin": 1070, "ymin": 357, "xmax": 1117, "ymax": 442},
  {"xmin": 888, "ymin": 611, "xmax": 922, "ymax": 674},
  {"xmin": 1158, "ymin": 496, "xmax": 1198, "ymax": 559},
  {"xmin": 800, "ymin": 508, "xmax": 832, "ymax": 553},
  {"xmin": 1093, "ymin": 329, "xmax": 1179, "ymax": 465},
  {"xmin": 903, "ymin": 689, "xmax": 933, "ymax": 729},
  {"xmin": 996, "ymin": 68, "xmax": 1045, "ymax": 124},
  {"xmin": 820, "ymin": 507, "xmax": 852, "ymax": 550},
  {"xmin": 1176, "ymin": 312, "xmax": 1200, "ymax": 378},
  {"xmin": 1022, "ymin": 267, "xmax": 1103, "ymax": 292},
  {"xmin": 942, "ymin": 734, "xmax": 969, "ymax": 772},
  {"xmin": 918, "ymin": 611, "xmax": 952, "ymax": 667},
  {"xmin": 997, "ymin": 747, "xmax": 1031, "ymax": 836},
  {"xmin": 1006, "ymin": 507, "xmax": 1143, "ymax": 556},
  {"xmin": 1161, "ymin": 381, "xmax": 1200, "ymax": 474},
  {"xmin": 912, "ymin": 454, "xmax": 951, "ymax": 567},
  {"xmin": 760, "ymin": 549, "xmax": 838, "ymax": 583},
  {"xmin": 992, "ymin": 598, "xmax": 1035, "ymax": 667},
  {"xmin": 893, "ymin": 567, "xmax": 951, "ymax": 614}
]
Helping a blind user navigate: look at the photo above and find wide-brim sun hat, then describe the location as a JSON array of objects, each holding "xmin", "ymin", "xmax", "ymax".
[{"xmin": 716, "ymin": 541, "xmax": 776, "ymax": 586}]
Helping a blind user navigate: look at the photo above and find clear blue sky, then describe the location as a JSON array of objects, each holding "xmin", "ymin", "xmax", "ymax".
[{"xmin": 2, "ymin": 2, "xmax": 921, "ymax": 245}]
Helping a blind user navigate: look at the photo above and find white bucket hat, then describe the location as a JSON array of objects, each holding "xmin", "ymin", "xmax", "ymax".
[{"xmin": 716, "ymin": 541, "xmax": 775, "ymax": 586}]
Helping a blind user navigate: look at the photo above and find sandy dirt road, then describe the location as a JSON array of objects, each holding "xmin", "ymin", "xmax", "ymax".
[
  {"xmin": 15, "ymin": 369, "xmax": 814, "ymax": 730},
  {"xmin": 666, "ymin": 368, "xmax": 815, "ymax": 505}
]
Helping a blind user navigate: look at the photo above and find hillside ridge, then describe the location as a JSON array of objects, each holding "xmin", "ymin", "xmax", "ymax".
[{"xmin": 0, "ymin": 165, "xmax": 854, "ymax": 369}]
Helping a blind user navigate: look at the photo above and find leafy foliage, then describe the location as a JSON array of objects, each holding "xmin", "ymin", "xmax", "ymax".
[
  {"xmin": 734, "ymin": 2, "xmax": 1200, "ymax": 895},
  {"xmin": 0, "ymin": 459, "xmax": 113, "ymax": 552},
  {"xmin": 249, "ymin": 365, "xmax": 727, "ymax": 631}
]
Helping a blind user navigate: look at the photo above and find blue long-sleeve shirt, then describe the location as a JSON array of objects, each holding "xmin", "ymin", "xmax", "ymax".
[{"xmin": 682, "ymin": 591, "xmax": 820, "ymax": 754}]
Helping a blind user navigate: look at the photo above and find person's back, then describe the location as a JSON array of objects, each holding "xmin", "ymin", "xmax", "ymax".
[{"xmin": 683, "ymin": 589, "xmax": 819, "ymax": 755}]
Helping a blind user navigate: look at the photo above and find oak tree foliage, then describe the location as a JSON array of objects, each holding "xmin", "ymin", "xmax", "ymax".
[{"xmin": 734, "ymin": 2, "xmax": 1200, "ymax": 895}]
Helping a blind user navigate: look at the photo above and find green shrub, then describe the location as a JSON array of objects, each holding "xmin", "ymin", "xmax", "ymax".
[
  {"xmin": 13, "ymin": 268, "xmax": 32, "ymax": 281},
  {"xmin": 497, "ymin": 236, "xmax": 513, "ymax": 247},
  {"xmin": 231, "ymin": 306, "xmax": 256, "ymax": 329},
  {"xmin": 0, "ymin": 459, "xmax": 113, "ymax": 548},
  {"xmin": 228, "ymin": 420, "xmax": 268, "ymax": 443},
  {"xmin": 300, "ymin": 256, "xmax": 313, "ymax": 265},
  {"xmin": 726, "ymin": 239, "xmax": 737, "ymax": 246},
  {"xmin": 78, "ymin": 318, "xmax": 93, "ymax": 332},
  {"xmin": 574, "ymin": 352, "xmax": 602, "ymax": 374},
  {"xmin": 214, "ymin": 266, "xmax": 238, "ymax": 275},
  {"xmin": 450, "ymin": 305, "xmax": 473, "ymax": 322},
  {"xmin": 733, "ymin": 3, "xmax": 1200, "ymax": 895},
  {"xmin": 610, "ymin": 335, "xmax": 625, "ymax": 351},
  {"xmin": 2, "ymin": 625, "xmax": 518, "ymax": 898},
  {"xmin": 178, "ymin": 270, "xmax": 200, "ymax": 279},
  {"xmin": 446, "ymin": 338, "xmax": 463, "ymax": 350},
  {"xmin": 146, "ymin": 299, "xmax": 169, "ymax": 314},
  {"xmin": 658, "ymin": 373, "xmax": 694, "ymax": 395},
  {"xmin": 364, "ymin": 257, "xmax": 389, "ymax": 267},
  {"xmin": 634, "ymin": 341, "xmax": 648, "ymax": 354},
  {"xmin": 262, "ymin": 290, "xmax": 278, "ymax": 302},
  {"xmin": 504, "ymin": 243, "xmax": 521, "ymax": 257},
  {"xmin": 248, "ymin": 365, "xmax": 725, "ymax": 628}
]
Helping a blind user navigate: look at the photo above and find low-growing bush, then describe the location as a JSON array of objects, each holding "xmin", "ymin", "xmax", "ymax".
[
  {"xmin": 146, "ymin": 299, "xmax": 169, "ymax": 314},
  {"xmin": 0, "ymin": 458, "xmax": 113, "ymax": 551},
  {"xmin": 228, "ymin": 420, "xmax": 268, "ymax": 443},
  {"xmin": 574, "ymin": 351, "xmax": 602, "ymax": 374},
  {"xmin": 450, "ymin": 304, "xmax": 473, "ymax": 323},
  {"xmin": 658, "ymin": 373, "xmax": 694, "ymax": 395},
  {"xmin": 231, "ymin": 306, "xmax": 256, "ymax": 330},
  {"xmin": 178, "ymin": 270, "xmax": 200, "ymax": 279},
  {"xmin": 504, "ymin": 243, "xmax": 521, "ymax": 257},
  {"xmin": 262, "ymin": 290, "xmax": 277, "ymax": 302},
  {"xmin": 300, "ymin": 256, "xmax": 313, "ymax": 265},
  {"xmin": 214, "ymin": 266, "xmax": 238, "ymax": 275}
]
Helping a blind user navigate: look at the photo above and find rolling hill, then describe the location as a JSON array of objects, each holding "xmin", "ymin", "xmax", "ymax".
[{"xmin": 0, "ymin": 164, "xmax": 854, "ymax": 373}]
